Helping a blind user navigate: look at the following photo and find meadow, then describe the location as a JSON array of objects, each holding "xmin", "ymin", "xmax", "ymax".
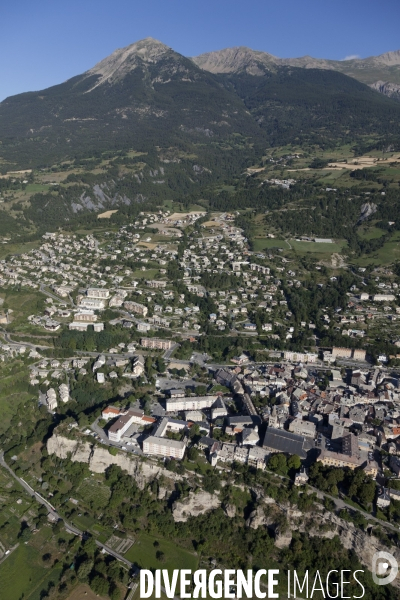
[{"xmin": 125, "ymin": 532, "xmax": 198, "ymax": 574}]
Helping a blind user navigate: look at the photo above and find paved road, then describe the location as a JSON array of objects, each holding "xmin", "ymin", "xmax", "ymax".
[
  {"xmin": 0, "ymin": 328, "xmax": 51, "ymax": 350},
  {"xmin": 269, "ymin": 468, "xmax": 400, "ymax": 534},
  {"xmin": 0, "ymin": 453, "xmax": 136, "ymax": 569},
  {"xmin": 40, "ymin": 284, "xmax": 73, "ymax": 307}
]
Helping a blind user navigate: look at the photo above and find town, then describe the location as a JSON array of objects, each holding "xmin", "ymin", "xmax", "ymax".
[{"xmin": 1, "ymin": 210, "xmax": 400, "ymax": 514}]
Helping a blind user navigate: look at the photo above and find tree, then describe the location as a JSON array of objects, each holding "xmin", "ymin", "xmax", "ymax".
[
  {"xmin": 187, "ymin": 447, "xmax": 199, "ymax": 461},
  {"xmin": 109, "ymin": 584, "xmax": 121, "ymax": 600},
  {"xmin": 156, "ymin": 550, "xmax": 166, "ymax": 562},
  {"xmin": 268, "ymin": 453, "xmax": 287, "ymax": 474},
  {"xmin": 287, "ymin": 454, "xmax": 301, "ymax": 471},
  {"xmin": 90, "ymin": 575, "xmax": 109, "ymax": 596},
  {"xmin": 77, "ymin": 558, "xmax": 94, "ymax": 580},
  {"xmin": 358, "ymin": 479, "xmax": 376, "ymax": 506},
  {"xmin": 156, "ymin": 357, "xmax": 166, "ymax": 373}
]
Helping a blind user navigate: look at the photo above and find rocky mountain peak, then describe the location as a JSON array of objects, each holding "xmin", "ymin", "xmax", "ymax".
[
  {"xmin": 85, "ymin": 37, "xmax": 172, "ymax": 91},
  {"xmin": 192, "ymin": 46, "xmax": 278, "ymax": 75}
]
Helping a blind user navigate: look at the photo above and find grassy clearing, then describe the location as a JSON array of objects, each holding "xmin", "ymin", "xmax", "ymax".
[
  {"xmin": 27, "ymin": 565, "xmax": 63, "ymax": 600},
  {"xmin": 0, "ymin": 240, "xmax": 41, "ymax": 261},
  {"xmin": 352, "ymin": 234, "xmax": 400, "ymax": 266},
  {"xmin": 252, "ymin": 238, "xmax": 287, "ymax": 251},
  {"xmin": 125, "ymin": 532, "xmax": 198, "ymax": 574},
  {"xmin": 0, "ymin": 544, "xmax": 48, "ymax": 600},
  {"xmin": 131, "ymin": 269, "xmax": 160, "ymax": 279},
  {"xmin": 77, "ymin": 478, "xmax": 111, "ymax": 508},
  {"xmin": 357, "ymin": 226, "xmax": 386, "ymax": 240},
  {"xmin": 289, "ymin": 239, "xmax": 347, "ymax": 254},
  {"xmin": 66, "ymin": 583, "xmax": 110, "ymax": 600}
]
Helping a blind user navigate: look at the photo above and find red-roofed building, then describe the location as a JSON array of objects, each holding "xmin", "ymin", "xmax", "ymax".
[{"xmin": 102, "ymin": 406, "xmax": 122, "ymax": 420}]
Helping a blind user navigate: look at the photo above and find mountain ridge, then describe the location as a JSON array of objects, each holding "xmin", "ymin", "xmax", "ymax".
[
  {"xmin": 192, "ymin": 46, "xmax": 400, "ymax": 88},
  {"xmin": 1, "ymin": 37, "xmax": 400, "ymax": 171}
]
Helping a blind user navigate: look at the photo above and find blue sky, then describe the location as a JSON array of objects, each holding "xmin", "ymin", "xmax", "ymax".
[{"xmin": 1, "ymin": 0, "xmax": 399, "ymax": 100}]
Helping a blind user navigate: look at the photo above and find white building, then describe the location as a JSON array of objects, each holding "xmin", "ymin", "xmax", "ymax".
[
  {"xmin": 166, "ymin": 395, "xmax": 218, "ymax": 412},
  {"xmin": 143, "ymin": 436, "xmax": 185, "ymax": 459}
]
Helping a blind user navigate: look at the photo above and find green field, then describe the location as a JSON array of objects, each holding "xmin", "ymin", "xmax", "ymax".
[
  {"xmin": 252, "ymin": 238, "xmax": 288, "ymax": 251},
  {"xmin": 352, "ymin": 234, "xmax": 400, "ymax": 266},
  {"xmin": 131, "ymin": 268, "xmax": 160, "ymax": 278},
  {"xmin": 0, "ymin": 240, "xmax": 41, "ymax": 261},
  {"xmin": 23, "ymin": 183, "xmax": 50, "ymax": 194},
  {"xmin": 0, "ymin": 544, "xmax": 49, "ymax": 600},
  {"xmin": 289, "ymin": 239, "xmax": 347, "ymax": 254},
  {"xmin": 77, "ymin": 477, "xmax": 111, "ymax": 507},
  {"xmin": 125, "ymin": 533, "xmax": 198, "ymax": 574}
]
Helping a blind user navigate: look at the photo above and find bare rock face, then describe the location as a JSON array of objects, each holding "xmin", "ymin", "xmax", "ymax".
[
  {"xmin": 46, "ymin": 432, "xmax": 91, "ymax": 463},
  {"xmin": 172, "ymin": 491, "xmax": 221, "ymax": 522},
  {"xmin": 246, "ymin": 506, "xmax": 272, "ymax": 529},
  {"xmin": 47, "ymin": 432, "xmax": 180, "ymax": 489},
  {"xmin": 275, "ymin": 526, "xmax": 292, "ymax": 549},
  {"xmin": 358, "ymin": 202, "xmax": 377, "ymax": 223},
  {"xmin": 223, "ymin": 503, "xmax": 236, "ymax": 518},
  {"xmin": 370, "ymin": 80, "xmax": 400, "ymax": 101},
  {"xmin": 158, "ymin": 487, "xmax": 167, "ymax": 500}
]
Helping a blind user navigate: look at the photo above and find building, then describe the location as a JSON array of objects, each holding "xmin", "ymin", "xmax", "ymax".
[
  {"xmin": 108, "ymin": 409, "xmax": 144, "ymax": 442},
  {"xmin": 74, "ymin": 310, "xmax": 97, "ymax": 322},
  {"xmin": 294, "ymin": 467, "xmax": 309, "ymax": 486},
  {"xmin": 284, "ymin": 351, "xmax": 317, "ymax": 363},
  {"xmin": 141, "ymin": 338, "xmax": 173, "ymax": 350},
  {"xmin": 332, "ymin": 347, "xmax": 352, "ymax": 359},
  {"xmin": 166, "ymin": 395, "xmax": 218, "ymax": 412},
  {"xmin": 69, "ymin": 322, "xmax": 89, "ymax": 331},
  {"xmin": 146, "ymin": 280, "xmax": 167, "ymax": 289},
  {"xmin": 376, "ymin": 487, "xmax": 391, "ymax": 508},
  {"xmin": 390, "ymin": 455, "xmax": 400, "ymax": 476},
  {"xmin": 241, "ymin": 427, "xmax": 259, "ymax": 446},
  {"xmin": 211, "ymin": 397, "xmax": 228, "ymax": 420},
  {"xmin": 124, "ymin": 301, "xmax": 148, "ymax": 317},
  {"xmin": 263, "ymin": 427, "xmax": 307, "ymax": 459},
  {"xmin": 332, "ymin": 347, "xmax": 366, "ymax": 361},
  {"xmin": 317, "ymin": 448, "xmax": 363, "ymax": 470},
  {"xmin": 373, "ymin": 294, "xmax": 395, "ymax": 302},
  {"xmin": 288, "ymin": 419, "xmax": 316, "ymax": 439},
  {"xmin": 143, "ymin": 436, "xmax": 185, "ymax": 459},
  {"xmin": 79, "ymin": 298, "xmax": 106, "ymax": 310},
  {"xmin": 168, "ymin": 389, "xmax": 185, "ymax": 399},
  {"xmin": 226, "ymin": 416, "xmax": 259, "ymax": 435},
  {"xmin": 87, "ymin": 288, "xmax": 110, "ymax": 299},
  {"xmin": 46, "ymin": 388, "xmax": 57, "ymax": 411},
  {"xmin": 102, "ymin": 406, "xmax": 121, "ymax": 420}
]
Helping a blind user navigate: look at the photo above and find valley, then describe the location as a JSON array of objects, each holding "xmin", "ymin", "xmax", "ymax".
[{"xmin": 1, "ymin": 35, "xmax": 400, "ymax": 600}]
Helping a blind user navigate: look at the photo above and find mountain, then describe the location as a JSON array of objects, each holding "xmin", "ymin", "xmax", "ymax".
[
  {"xmin": 192, "ymin": 47, "xmax": 400, "ymax": 94},
  {"xmin": 1, "ymin": 38, "xmax": 400, "ymax": 172},
  {"xmin": 0, "ymin": 38, "xmax": 262, "ymax": 168}
]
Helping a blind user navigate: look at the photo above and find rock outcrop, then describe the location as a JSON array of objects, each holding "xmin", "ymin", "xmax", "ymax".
[
  {"xmin": 358, "ymin": 202, "xmax": 377, "ymax": 223},
  {"xmin": 370, "ymin": 81, "xmax": 400, "ymax": 102},
  {"xmin": 47, "ymin": 432, "xmax": 180, "ymax": 489},
  {"xmin": 172, "ymin": 491, "xmax": 221, "ymax": 522},
  {"xmin": 223, "ymin": 503, "xmax": 236, "ymax": 518}
]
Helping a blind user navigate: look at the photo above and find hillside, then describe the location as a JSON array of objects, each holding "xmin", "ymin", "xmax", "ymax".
[
  {"xmin": 1, "ymin": 38, "xmax": 400, "ymax": 240},
  {"xmin": 193, "ymin": 46, "xmax": 400, "ymax": 96},
  {"xmin": 0, "ymin": 38, "xmax": 262, "ymax": 169},
  {"xmin": 1, "ymin": 38, "xmax": 400, "ymax": 172}
]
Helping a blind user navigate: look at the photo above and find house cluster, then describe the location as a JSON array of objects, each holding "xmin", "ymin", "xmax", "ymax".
[{"xmin": 123, "ymin": 360, "xmax": 400, "ymax": 481}]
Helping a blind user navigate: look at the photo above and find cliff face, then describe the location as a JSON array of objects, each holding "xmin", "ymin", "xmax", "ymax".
[
  {"xmin": 47, "ymin": 433, "xmax": 400, "ymax": 586},
  {"xmin": 47, "ymin": 432, "xmax": 180, "ymax": 489},
  {"xmin": 172, "ymin": 490, "xmax": 221, "ymax": 522},
  {"xmin": 370, "ymin": 80, "xmax": 400, "ymax": 101}
]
